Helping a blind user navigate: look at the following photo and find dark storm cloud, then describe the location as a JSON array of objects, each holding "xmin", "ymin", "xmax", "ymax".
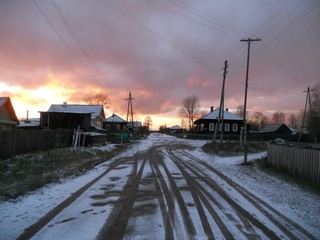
[{"xmin": 0, "ymin": 0, "xmax": 319, "ymax": 123}]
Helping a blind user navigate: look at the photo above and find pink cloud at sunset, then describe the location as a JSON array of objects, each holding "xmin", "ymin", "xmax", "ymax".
[{"xmin": 0, "ymin": 0, "xmax": 319, "ymax": 130}]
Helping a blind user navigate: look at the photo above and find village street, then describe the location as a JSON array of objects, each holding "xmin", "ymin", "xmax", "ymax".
[{"xmin": 2, "ymin": 133, "xmax": 319, "ymax": 240}]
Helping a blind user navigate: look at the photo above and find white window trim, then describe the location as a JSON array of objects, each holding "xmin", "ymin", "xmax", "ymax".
[{"xmin": 232, "ymin": 123, "xmax": 238, "ymax": 132}]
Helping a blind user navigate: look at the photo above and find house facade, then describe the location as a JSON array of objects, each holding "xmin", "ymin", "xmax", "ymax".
[
  {"xmin": 0, "ymin": 97, "xmax": 19, "ymax": 130},
  {"xmin": 103, "ymin": 113, "xmax": 127, "ymax": 132},
  {"xmin": 40, "ymin": 103, "xmax": 105, "ymax": 131},
  {"xmin": 194, "ymin": 107, "xmax": 243, "ymax": 134}
]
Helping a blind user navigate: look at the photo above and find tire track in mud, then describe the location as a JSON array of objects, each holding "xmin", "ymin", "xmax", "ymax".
[
  {"xmin": 176, "ymin": 149, "xmax": 317, "ymax": 240},
  {"xmin": 16, "ymin": 157, "xmax": 132, "ymax": 240},
  {"xmin": 150, "ymin": 148, "xmax": 197, "ymax": 239},
  {"xmin": 96, "ymin": 154, "xmax": 147, "ymax": 240}
]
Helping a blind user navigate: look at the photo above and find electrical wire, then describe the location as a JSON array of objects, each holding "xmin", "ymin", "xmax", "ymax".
[
  {"xmin": 32, "ymin": 0, "xmax": 108, "ymax": 90},
  {"xmin": 50, "ymin": 0, "xmax": 111, "ymax": 88}
]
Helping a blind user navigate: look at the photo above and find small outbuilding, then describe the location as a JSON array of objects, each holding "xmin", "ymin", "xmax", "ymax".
[{"xmin": 0, "ymin": 97, "xmax": 19, "ymax": 130}]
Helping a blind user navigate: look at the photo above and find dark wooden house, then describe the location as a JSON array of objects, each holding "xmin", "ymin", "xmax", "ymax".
[
  {"xmin": 103, "ymin": 113, "xmax": 127, "ymax": 132},
  {"xmin": 260, "ymin": 124, "xmax": 292, "ymax": 135},
  {"xmin": 0, "ymin": 97, "xmax": 19, "ymax": 130},
  {"xmin": 40, "ymin": 103, "xmax": 105, "ymax": 131},
  {"xmin": 194, "ymin": 107, "xmax": 243, "ymax": 134}
]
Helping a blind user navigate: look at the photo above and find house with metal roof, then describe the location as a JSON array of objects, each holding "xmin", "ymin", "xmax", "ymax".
[
  {"xmin": 0, "ymin": 97, "xmax": 19, "ymax": 130},
  {"xmin": 194, "ymin": 107, "xmax": 243, "ymax": 134},
  {"xmin": 40, "ymin": 103, "xmax": 105, "ymax": 131}
]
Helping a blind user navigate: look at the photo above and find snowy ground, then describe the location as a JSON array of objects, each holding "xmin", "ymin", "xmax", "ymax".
[{"xmin": 0, "ymin": 133, "xmax": 319, "ymax": 239}]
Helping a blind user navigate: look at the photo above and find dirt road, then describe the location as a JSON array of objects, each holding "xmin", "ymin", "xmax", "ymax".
[{"xmin": 17, "ymin": 134, "xmax": 316, "ymax": 239}]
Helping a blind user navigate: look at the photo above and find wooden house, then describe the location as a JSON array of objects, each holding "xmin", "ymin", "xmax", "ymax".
[
  {"xmin": 0, "ymin": 97, "xmax": 19, "ymax": 130},
  {"xmin": 170, "ymin": 125, "xmax": 183, "ymax": 134},
  {"xmin": 103, "ymin": 113, "xmax": 127, "ymax": 132},
  {"xmin": 40, "ymin": 103, "xmax": 105, "ymax": 131},
  {"xmin": 194, "ymin": 107, "xmax": 243, "ymax": 134},
  {"xmin": 260, "ymin": 124, "xmax": 292, "ymax": 135}
]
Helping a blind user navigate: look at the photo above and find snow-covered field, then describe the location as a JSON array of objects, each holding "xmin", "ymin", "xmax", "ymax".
[{"xmin": 0, "ymin": 133, "xmax": 319, "ymax": 239}]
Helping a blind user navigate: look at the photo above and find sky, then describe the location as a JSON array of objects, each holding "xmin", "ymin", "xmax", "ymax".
[{"xmin": 0, "ymin": 0, "xmax": 319, "ymax": 130}]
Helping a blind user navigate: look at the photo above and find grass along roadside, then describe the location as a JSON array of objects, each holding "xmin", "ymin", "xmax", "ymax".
[
  {"xmin": 0, "ymin": 145, "xmax": 126, "ymax": 200},
  {"xmin": 202, "ymin": 140, "xmax": 267, "ymax": 157}
]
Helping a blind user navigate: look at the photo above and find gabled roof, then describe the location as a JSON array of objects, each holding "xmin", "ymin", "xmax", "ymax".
[
  {"xmin": 104, "ymin": 113, "xmax": 126, "ymax": 123},
  {"xmin": 0, "ymin": 97, "xmax": 19, "ymax": 123},
  {"xmin": 47, "ymin": 104, "xmax": 104, "ymax": 119},
  {"xmin": 170, "ymin": 125, "xmax": 182, "ymax": 130},
  {"xmin": 201, "ymin": 108, "xmax": 242, "ymax": 121},
  {"xmin": 261, "ymin": 124, "xmax": 291, "ymax": 133}
]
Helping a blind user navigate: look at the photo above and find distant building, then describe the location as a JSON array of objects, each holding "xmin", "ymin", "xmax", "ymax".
[
  {"xmin": 40, "ymin": 103, "xmax": 105, "ymax": 131},
  {"xmin": 170, "ymin": 125, "xmax": 183, "ymax": 133},
  {"xmin": 260, "ymin": 124, "xmax": 292, "ymax": 135},
  {"xmin": 194, "ymin": 107, "xmax": 243, "ymax": 134},
  {"xmin": 0, "ymin": 97, "xmax": 19, "ymax": 130},
  {"xmin": 103, "ymin": 113, "xmax": 127, "ymax": 132}
]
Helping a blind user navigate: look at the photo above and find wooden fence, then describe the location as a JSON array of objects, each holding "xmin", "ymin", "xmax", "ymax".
[
  {"xmin": 267, "ymin": 143, "xmax": 320, "ymax": 185},
  {"xmin": 0, "ymin": 129, "xmax": 73, "ymax": 159}
]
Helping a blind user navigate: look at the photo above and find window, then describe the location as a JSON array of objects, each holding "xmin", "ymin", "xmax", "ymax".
[
  {"xmin": 232, "ymin": 124, "xmax": 238, "ymax": 132},
  {"xmin": 200, "ymin": 123, "xmax": 204, "ymax": 131},
  {"xmin": 218, "ymin": 123, "xmax": 222, "ymax": 131},
  {"xmin": 209, "ymin": 123, "xmax": 214, "ymax": 131},
  {"xmin": 225, "ymin": 123, "xmax": 230, "ymax": 132}
]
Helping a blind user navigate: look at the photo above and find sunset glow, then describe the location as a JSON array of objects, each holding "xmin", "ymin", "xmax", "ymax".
[{"xmin": 0, "ymin": 1, "xmax": 319, "ymax": 130}]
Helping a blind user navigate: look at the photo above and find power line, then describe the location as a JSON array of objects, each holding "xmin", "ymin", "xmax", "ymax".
[
  {"xmin": 51, "ymin": 0, "xmax": 111, "ymax": 88},
  {"xmin": 32, "ymin": 0, "xmax": 109, "ymax": 90},
  {"xmin": 101, "ymin": 0, "xmax": 223, "ymax": 77}
]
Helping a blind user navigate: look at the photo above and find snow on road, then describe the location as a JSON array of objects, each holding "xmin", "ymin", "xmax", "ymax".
[{"xmin": 0, "ymin": 133, "xmax": 319, "ymax": 239}]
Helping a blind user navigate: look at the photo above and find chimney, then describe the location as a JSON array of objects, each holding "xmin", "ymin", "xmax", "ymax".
[
  {"xmin": 63, "ymin": 101, "xmax": 67, "ymax": 107},
  {"xmin": 226, "ymin": 108, "xmax": 229, "ymax": 112},
  {"xmin": 210, "ymin": 106, "xmax": 214, "ymax": 112}
]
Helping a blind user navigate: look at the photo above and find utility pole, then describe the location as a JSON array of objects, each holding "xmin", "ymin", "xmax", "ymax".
[
  {"xmin": 126, "ymin": 92, "xmax": 134, "ymax": 129},
  {"xmin": 240, "ymin": 37, "xmax": 261, "ymax": 164},
  {"xmin": 213, "ymin": 60, "xmax": 228, "ymax": 142},
  {"xmin": 299, "ymin": 86, "xmax": 313, "ymax": 142}
]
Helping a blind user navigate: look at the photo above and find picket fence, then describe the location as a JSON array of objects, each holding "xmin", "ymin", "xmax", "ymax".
[
  {"xmin": 267, "ymin": 143, "xmax": 320, "ymax": 185},
  {"xmin": 0, "ymin": 129, "xmax": 73, "ymax": 159}
]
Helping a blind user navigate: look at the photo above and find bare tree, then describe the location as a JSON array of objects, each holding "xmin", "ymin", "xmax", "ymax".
[
  {"xmin": 179, "ymin": 95, "xmax": 200, "ymax": 131},
  {"xmin": 143, "ymin": 116, "xmax": 153, "ymax": 131},
  {"xmin": 236, "ymin": 105, "xmax": 248, "ymax": 119},
  {"xmin": 272, "ymin": 111, "xmax": 285, "ymax": 124},
  {"xmin": 288, "ymin": 114, "xmax": 299, "ymax": 129},
  {"xmin": 83, "ymin": 92, "xmax": 110, "ymax": 109},
  {"xmin": 249, "ymin": 111, "xmax": 268, "ymax": 130}
]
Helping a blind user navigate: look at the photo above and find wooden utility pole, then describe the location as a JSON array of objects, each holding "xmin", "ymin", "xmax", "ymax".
[
  {"xmin": 213, "ymin": 60, "xmax": 228, "ymax": 142},
  {"xmin": 299, "ymin": 86, "xmax": 313, "ymax": 142},
  {"xmin": 126, "ymin": 92, "xmax": 134, "ymax": 129},
  {"xmin": 240, "ymin": 37, "xmax": 261, "ymax": 164}
]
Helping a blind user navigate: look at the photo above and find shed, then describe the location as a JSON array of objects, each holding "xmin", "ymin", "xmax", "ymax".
[
  {"xmin": 194, "ymin": 107, "xmax": 243, "ymax": 134},
  {"xmin": 0, "ymin": 97, "xmax": 19, "ymax": 130}
]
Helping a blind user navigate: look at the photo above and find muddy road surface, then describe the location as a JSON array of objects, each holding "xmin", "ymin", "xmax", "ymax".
[{"xmin": 17, "ymin": 134, "xmax": 316, "ymax": 240}]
